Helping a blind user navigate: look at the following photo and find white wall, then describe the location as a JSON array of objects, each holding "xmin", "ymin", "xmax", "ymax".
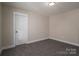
[
  {"xmin": 2, "ymin": 5, "xmax": 49, "ymax": 48},
  {"xmin": 0, "ymin": 3, "xmax": 2, "ymax": 54},
  {"xmin": 49, "ymin": 9, "xmax": 79, "ymax": 45},
  {"xmin": 28, "ymin": 12, "xmax": 49, "ymax": 42}
]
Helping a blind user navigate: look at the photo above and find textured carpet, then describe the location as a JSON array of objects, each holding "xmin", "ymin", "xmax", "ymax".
[{"xmin": 1, "ymin": 39, "xmax": 79, "ymax": 56}]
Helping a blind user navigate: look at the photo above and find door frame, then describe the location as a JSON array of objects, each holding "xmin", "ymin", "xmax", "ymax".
[{"xmin": 13, "ymin": 12, "xmax": 28, "ymax": 47}]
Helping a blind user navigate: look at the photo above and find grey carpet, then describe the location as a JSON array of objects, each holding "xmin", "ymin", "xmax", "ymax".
[{"xmin": 1, "ymin": 39, "xmax": 79, "ymax": 56}]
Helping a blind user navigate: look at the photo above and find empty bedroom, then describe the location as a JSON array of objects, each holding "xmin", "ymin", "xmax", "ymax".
[{"xmin": 0, "ymin": 2, "xmax": 79, "ymax": 56}]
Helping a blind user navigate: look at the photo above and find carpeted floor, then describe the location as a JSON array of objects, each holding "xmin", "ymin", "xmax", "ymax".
[{"xmin": 1, "ymin": 39, "xmax": 79, "ymax": 56}]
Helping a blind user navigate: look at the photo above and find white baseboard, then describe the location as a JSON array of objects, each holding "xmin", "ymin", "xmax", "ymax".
[
  {"xmin": 2, "ymin": 45, "xmax": 15, "ymax": 50},
  {"xmin": 1, "ymin": 37, "xmax": 48, "ymax": 50},
  {"xmin": 27, "ymin": 37, "xmax": 48, "ymax": 44},
  {"xmin": 0, "ymin": 49, "xmax": 2, "ymax": 55},
  {"xmin": 49, "ymin": 37, "xmax": 79, "ymax": 47}
]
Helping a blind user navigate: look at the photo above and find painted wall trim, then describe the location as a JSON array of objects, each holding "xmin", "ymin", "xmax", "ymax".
[
  {"xmin": 0, "ymin": 49, "xmax": 2, "ymax": 55},
  {"xmin": 0, "ymin": 45, "xmax": 15, "ymax": 55},
  {"xmin": 49, "ymin": 37, "xmax": 79, "ymax": 47},
  {"xmin": 2, "ymin": 45, "xmax": 15, "ymax": 50},
  {"xmin": 26, "ymin": 37, "xmax": 48, "ymax": 44},
  {"xmin": 1, "ymin": 37, "xmax": 48, "ymax": 50}
]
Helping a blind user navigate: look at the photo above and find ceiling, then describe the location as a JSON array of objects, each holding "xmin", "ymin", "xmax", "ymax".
[{"xmin": 2, "ymin": 2, "xmax": 79, "ymax": 16}]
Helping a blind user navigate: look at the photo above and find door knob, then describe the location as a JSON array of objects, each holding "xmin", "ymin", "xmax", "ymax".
[{"xmin": 16, "ymin": 31, "xmax": 18, "ymax": 33}]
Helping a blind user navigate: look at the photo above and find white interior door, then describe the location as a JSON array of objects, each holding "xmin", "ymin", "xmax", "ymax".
[{"xmin": 15, "ymin": 12, "xmax": 28, "ymax": 45}]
